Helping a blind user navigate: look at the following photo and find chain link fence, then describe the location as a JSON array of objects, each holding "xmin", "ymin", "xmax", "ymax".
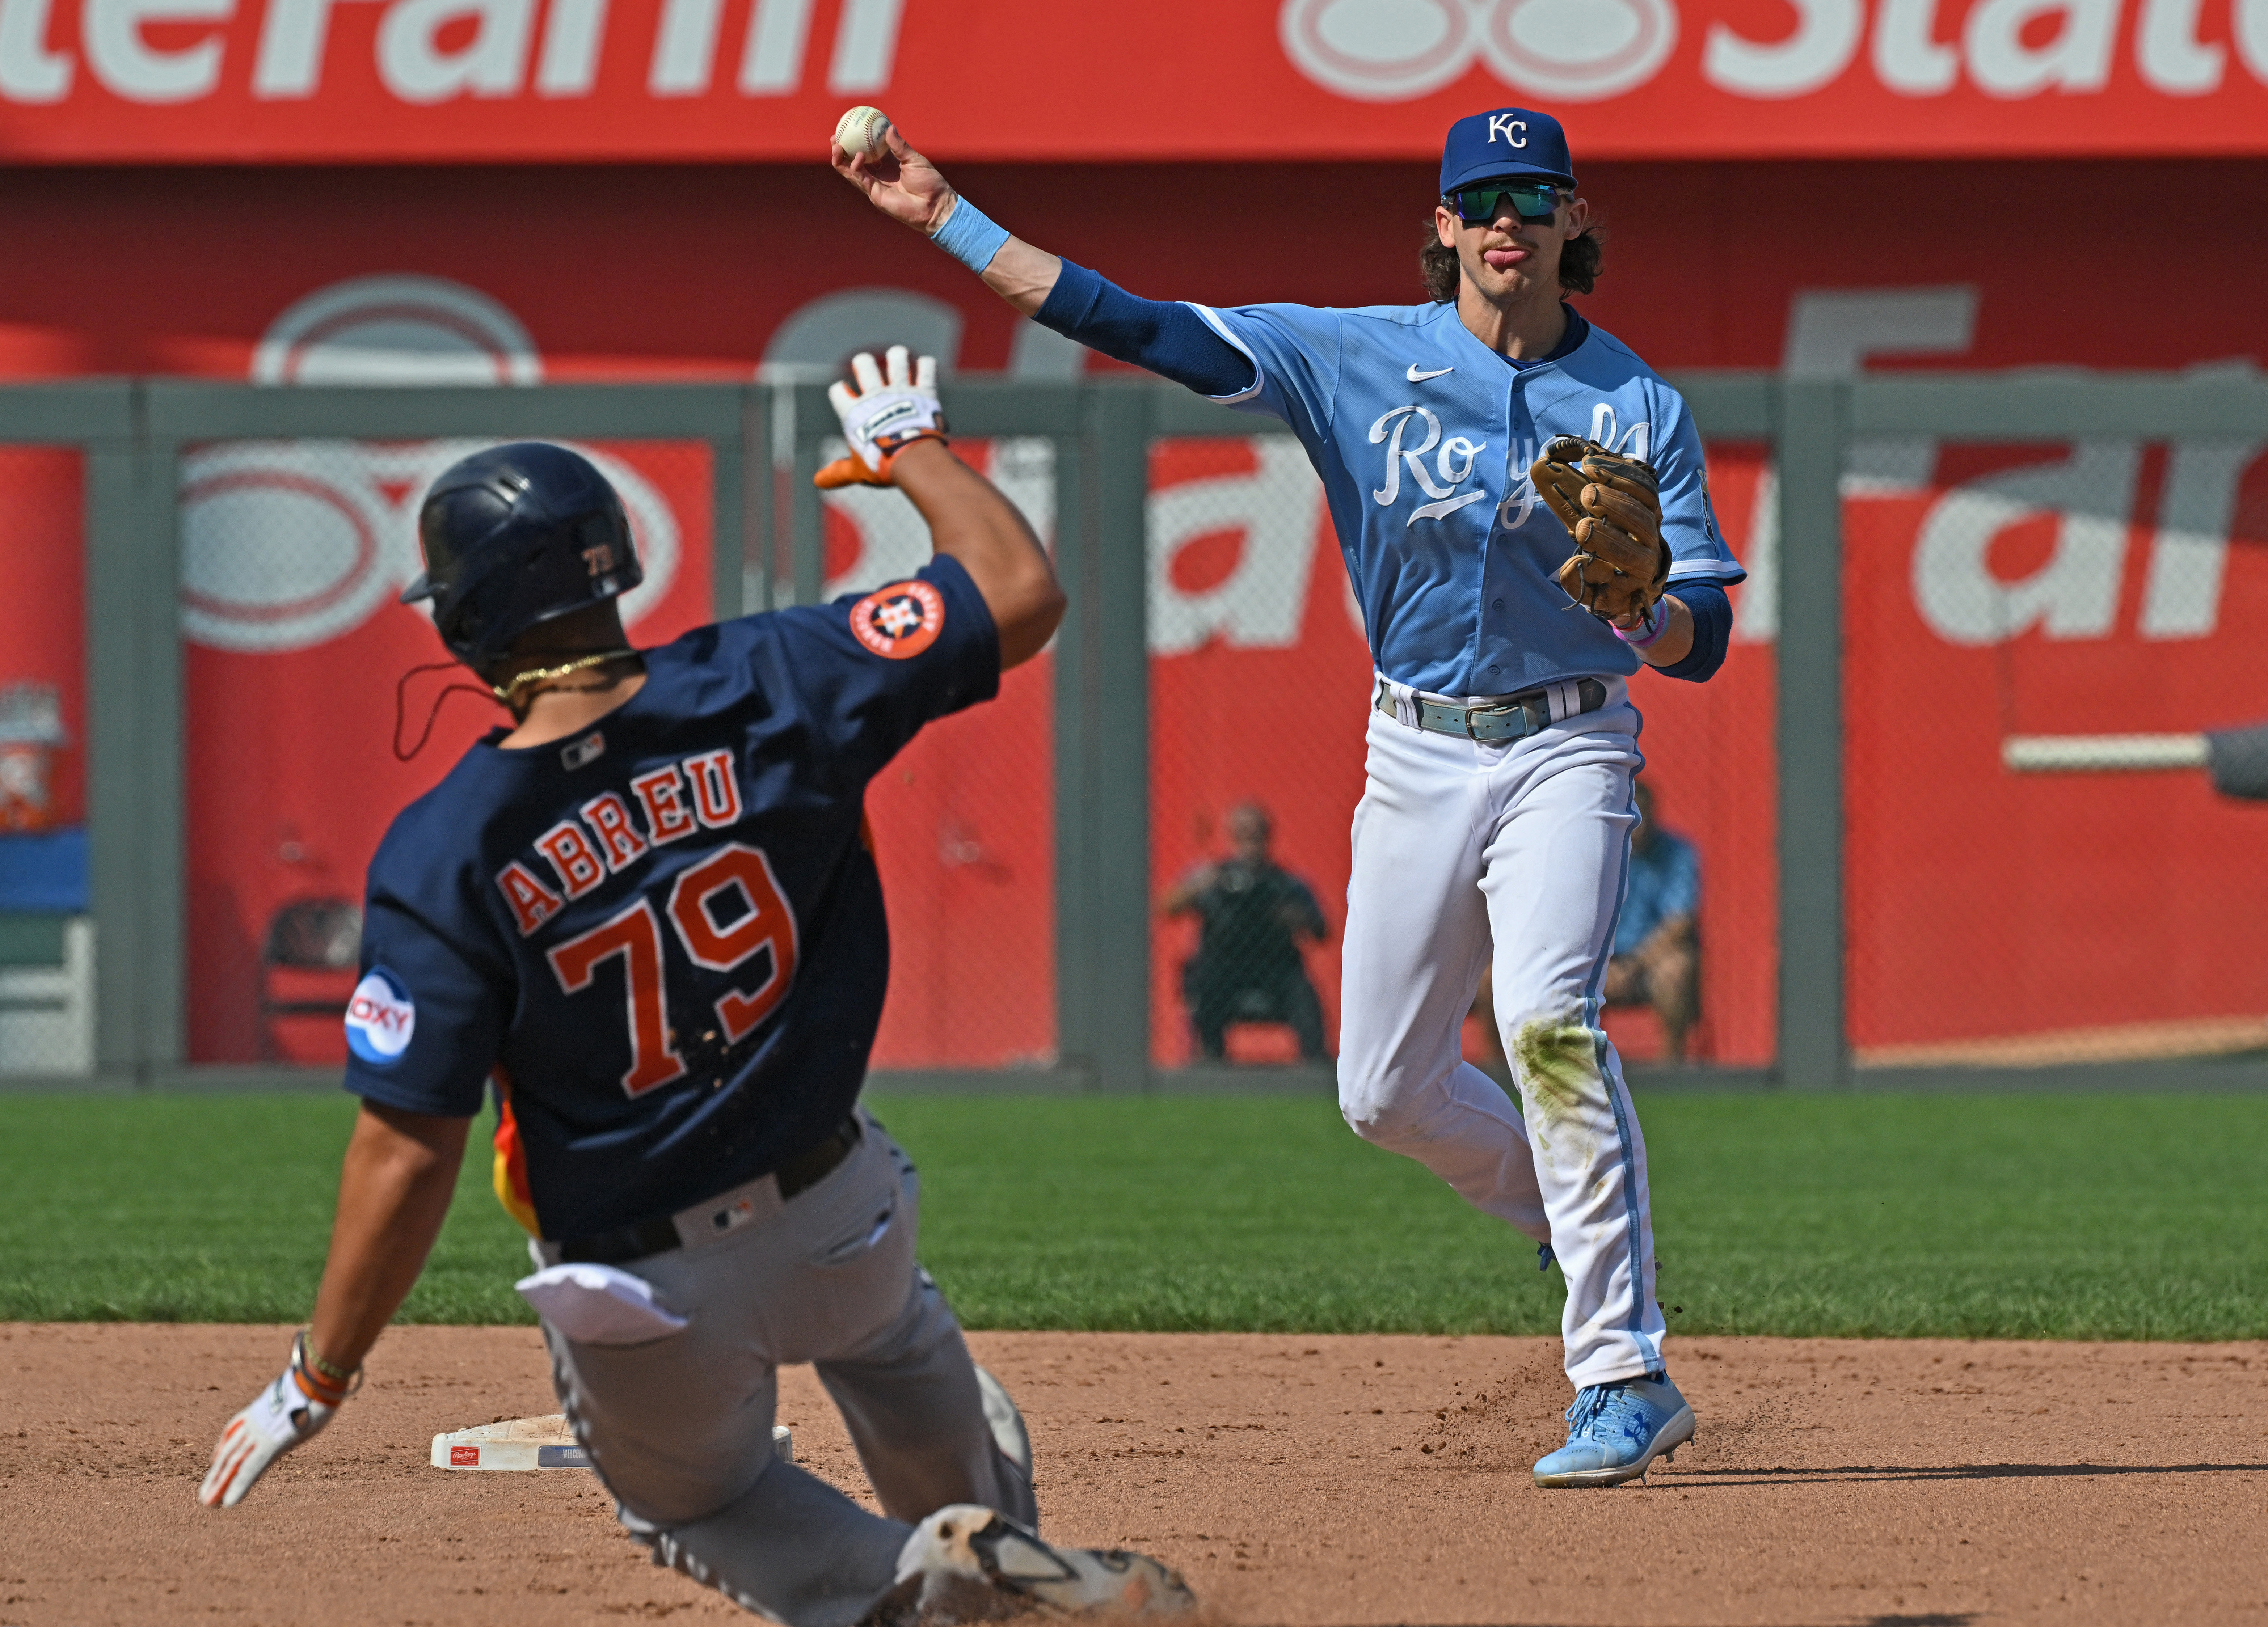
[
  {"xmin": 1147, "ymin": 438, "xmax": 1360, "ymax": 1069},
  {"xmin": 177, "ymin": 436, "xmax": 715, "ymax": 1065},
  {"xmin": 0, "ymin": 447, "xmax": 92, "ymax": 1075},
  {"xmin": 1601, "ymin": 439, "xmax": 1780, "ymax": 1072},
  {"xmin": 817, "ymin": 436, "xmax": 1057, "ymax": 1070},
  {"xmin": 1845, "ymin": 428, "xmax": 2268, "ymax": 1070},
  {"xmin": 3, "ymin": 375, "xmax": 2264, "ymax": 1089}
]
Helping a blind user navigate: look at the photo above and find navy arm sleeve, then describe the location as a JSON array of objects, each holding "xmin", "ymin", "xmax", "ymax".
[
  {"xmin": 1036, "ymin": 260, "xmax": 1256, "ymax": 398},
  {"xmin": 1654, "ymin": 582, "xmax": 1732, "ymax": 683}
]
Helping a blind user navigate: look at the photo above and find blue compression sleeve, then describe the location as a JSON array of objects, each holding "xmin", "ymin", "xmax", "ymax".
[
  {"xmin": 1035, "ymin": 259, "xmax": 1256, "ymax": 398},
  {"xmin": 1654, "ymin": 582, "xmax": 1733, "ymax": 682}
]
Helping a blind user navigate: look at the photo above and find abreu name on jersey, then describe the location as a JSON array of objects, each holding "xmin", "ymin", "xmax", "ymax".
[{"xmin": 342, "ymin": 556, "xmax": 999, "ymax": 1240}]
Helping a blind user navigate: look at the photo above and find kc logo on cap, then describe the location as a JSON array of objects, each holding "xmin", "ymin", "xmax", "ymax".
[{"xmin": 1440, "ymin": 106, "xmax": 1577, "ymax": 195}]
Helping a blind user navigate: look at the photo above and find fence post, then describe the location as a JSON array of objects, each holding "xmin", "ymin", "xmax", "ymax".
[
  {"xmin": 1775, "ymin": 378, "xmax": 1847, "ymax": 1089},
  {"xmin": 711, "ymin": 405, "xmax": 748, "ymax": 621},
  {"xmin": 85, "ymin": 403, "xmax": 183, "ymax": 1081},
  {"xmin": 1053, "ymin": 385, "xmax": 1151, "ymax": 1093},
  {"xmin": 1051, "ymin": 429, "xmax": 1089, "ymax": 1083},
  {"xmin": 789, "ymin": 383, "xmax": 828, "ymax": 608}
]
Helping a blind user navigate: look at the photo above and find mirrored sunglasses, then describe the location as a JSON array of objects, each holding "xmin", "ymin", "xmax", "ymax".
[{"xmin": 1450, "ymin": 183, "xmax": 1567, "ymax": 225}]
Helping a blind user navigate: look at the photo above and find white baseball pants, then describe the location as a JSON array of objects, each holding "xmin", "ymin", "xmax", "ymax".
[
  {"xmin": 536, "ymin": 1116, "xmax": 1033, "ymax": 1626},
  {"xmin": 1336, "ymin": 682, "xmax": 1669, "ymax": 1389}
]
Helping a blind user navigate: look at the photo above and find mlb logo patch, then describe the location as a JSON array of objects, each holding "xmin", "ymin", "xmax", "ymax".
[{"xmin": 345, "ymin": 968, "xmax": 417, "ymax": 1066}]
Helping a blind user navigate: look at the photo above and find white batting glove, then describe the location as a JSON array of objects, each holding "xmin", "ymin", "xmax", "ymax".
[
  {"xmin": 814, "ymin": 346, "xmax": 947, "ymax": 489},
  {"xmin": 198, "ymin": 1334, "xmax": 355, "ymax": 1509}
]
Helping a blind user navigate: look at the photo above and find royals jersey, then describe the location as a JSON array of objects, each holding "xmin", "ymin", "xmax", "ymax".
[
  {"xmin": 1190, "ymin": 299, "xmax": 1744, "ymax": 698},
  {"xmin": 340, "ymin": 555, "xmax": 998, "ymax": 1240}
]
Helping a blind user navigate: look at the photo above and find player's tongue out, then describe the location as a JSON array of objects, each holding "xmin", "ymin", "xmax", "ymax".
[{"xmin": 1483, "ymin": 245, "xmax": 1531, "ymax": 271}]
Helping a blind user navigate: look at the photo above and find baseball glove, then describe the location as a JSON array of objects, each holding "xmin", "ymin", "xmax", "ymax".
[{"xmin": 1530, "ymin": 436, "xmax": 1671, "ymax": 627}]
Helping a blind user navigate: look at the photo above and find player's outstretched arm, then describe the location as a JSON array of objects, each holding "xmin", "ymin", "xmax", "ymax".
[
  {"xmin": 199, "ymin": 1101, "xmax": 467, "ymax": 1508},
  {"xmin": 309, "ymin": 1102, "xmax": 470, "ymax": 1368},
  {"xmin": 816, "ymin": 347, "xmax": 1063, "ymax": 668},
  {"xmin": 891, "ymin": 438, "xmax": 1063, "ymax": 669},
  {"xmin": 830, "ymin": 114, "xmax": 1255, "ymax": 400},
  {"xmin": 831, "ymin": 115, "xmax": 1060, "ymax": 315}
]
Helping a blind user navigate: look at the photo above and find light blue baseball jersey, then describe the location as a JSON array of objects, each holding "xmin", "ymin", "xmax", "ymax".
[{"xmin": 1189, "ymin": 299, "xmax": 1744, "ymax": 698}]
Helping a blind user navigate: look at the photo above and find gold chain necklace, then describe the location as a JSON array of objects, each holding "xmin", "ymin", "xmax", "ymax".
[{"xmin": 493, "ymin": 649, "xmax": 640, "ymax": 705}]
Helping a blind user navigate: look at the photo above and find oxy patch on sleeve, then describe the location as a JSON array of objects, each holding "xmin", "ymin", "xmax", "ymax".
[{"xmin": 345, "ymin": 967, "xmax": 417, "ymax": 1066}]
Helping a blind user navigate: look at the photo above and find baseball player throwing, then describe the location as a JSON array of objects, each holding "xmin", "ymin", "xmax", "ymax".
[
  {"xmin": 198, "ymin": 360, "xmax": 1193, "ymax": 1623},
  {"xmin": 838, "ymin": 107, "xmax": 1743, "ymax": 1487}
]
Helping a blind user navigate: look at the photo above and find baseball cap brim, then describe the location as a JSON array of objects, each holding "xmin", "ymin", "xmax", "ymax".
[{"xmin": 1441, "ymin": 156, "xmax": 1577, "ymax": 194}]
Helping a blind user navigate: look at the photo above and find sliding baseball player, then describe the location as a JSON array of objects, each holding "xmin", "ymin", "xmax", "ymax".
[{"xmin": 198, "ymin": 356, "xmax": 1192, "ymax": 1622}]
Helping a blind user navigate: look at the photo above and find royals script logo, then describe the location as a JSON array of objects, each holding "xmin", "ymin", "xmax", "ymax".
[{"xmin": 1369, "ymin": 406, "xmax": 1490, "ymax": 524}]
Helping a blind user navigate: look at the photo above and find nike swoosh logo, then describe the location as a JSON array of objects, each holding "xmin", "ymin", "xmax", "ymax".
[{"xmin": 1405, "ymin": 364, "xmax": 1454, "ymax": 382}]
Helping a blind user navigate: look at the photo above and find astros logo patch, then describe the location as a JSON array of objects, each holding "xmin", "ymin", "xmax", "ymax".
[
  {"xmin": 850, "ymin": 580, "xmax": 944, "ymax": 660},
  {"xmin": 345, "ymin": 967, "xmax": 417, "ymax": 1066}
]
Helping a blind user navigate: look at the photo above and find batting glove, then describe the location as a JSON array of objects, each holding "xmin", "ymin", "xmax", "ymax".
[
  {"xmin": 198, "ymin": 1332, "xmax": 356, "ymax": 1509},
  {"xmin": 814, "ymin": 346, "xmax": 947, "ymax": 490}
]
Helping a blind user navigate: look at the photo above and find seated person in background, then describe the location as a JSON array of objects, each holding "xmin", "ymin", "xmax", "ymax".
[
  {"xmin": 1603, "ymin": 781, "xmax": 1700, "ymax": 1062},
  {"xmin": 1470, "ymin": 780, "xmax": 1700, "ymax": 1066},
  {"xmin": 1161, "ymin": 804, "xmax": 1331, "ymax": 1062}
]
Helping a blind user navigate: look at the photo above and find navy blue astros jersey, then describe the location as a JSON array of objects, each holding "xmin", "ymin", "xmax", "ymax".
[{"xmin": 341, "ymin": 556, "xmax": 998, "ymax": 1240}]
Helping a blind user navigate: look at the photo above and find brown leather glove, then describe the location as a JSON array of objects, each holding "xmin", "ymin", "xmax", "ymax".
[{"xmin": 1530, "ymin": 435, "xmax": 1672, "ymax": 628}]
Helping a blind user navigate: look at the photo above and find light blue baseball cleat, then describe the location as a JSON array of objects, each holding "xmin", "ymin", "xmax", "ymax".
[{"xmin": 1531, "ymin": 1372, "xmax": 1695, "ymax": 1488}]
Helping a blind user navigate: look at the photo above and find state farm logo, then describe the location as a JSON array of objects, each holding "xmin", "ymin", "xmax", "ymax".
[{"xmin": 1280, "ymin": 0, "xmax": 1677, "ymax": 102}]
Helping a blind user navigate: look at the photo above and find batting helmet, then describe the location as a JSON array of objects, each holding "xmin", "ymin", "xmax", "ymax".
[{"xmin": 404, "ymin": 441, "xmax": 642, "ymax": 667}]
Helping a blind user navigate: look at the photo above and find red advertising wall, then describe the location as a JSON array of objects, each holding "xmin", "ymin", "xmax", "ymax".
[
  {"xmin": 0, "ymin": 155, "xmax": 2262, "ymax": 1066},
  {"xmin": 4, "ymin": 0, "xmax": 2268, "ymax": 162}
]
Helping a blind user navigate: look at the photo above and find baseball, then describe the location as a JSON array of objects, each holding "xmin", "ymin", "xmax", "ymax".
[{"xmin": 834, "ymin": 105, "xmax": 891, "ymax": 159}]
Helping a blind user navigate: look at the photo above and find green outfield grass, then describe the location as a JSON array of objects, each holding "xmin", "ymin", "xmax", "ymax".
[{"xmin": 0, "ymin": 1090, "xmax": 2260, "ymax": 1340}]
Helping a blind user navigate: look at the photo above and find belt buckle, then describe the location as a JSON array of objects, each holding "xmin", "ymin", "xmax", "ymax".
[{"xmin": 1463, "ymin": 700, "xmax": 1519, "ymax": 741}]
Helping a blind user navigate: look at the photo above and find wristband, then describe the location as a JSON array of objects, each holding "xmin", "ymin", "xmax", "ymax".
[
  {"xmin": 1615, "ymin": 602, "xmax": 1676, "ymax": 649},
  {"xmin": 292, "ymin": 1330, "xmax": 359, "ymax": 1406},
  {"xmin": 931, "ymin": 196, "xmax": 1010, "ymax": 274}
]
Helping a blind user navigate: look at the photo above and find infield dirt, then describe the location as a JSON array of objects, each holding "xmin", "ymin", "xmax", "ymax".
[{"xmin": 4, "ymin": 1324, "xmax": 2261, "ymax": 1626}]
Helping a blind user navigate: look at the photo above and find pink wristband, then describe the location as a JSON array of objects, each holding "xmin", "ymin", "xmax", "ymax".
[{"xmin": 1614, "ymin": 604, "xmax": 1674, "ymax": 649}]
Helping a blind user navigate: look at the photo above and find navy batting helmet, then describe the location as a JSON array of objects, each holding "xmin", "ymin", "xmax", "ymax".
[{"xmin": 404, "ymin": 441, "xmax": 642, "ymax": 667}]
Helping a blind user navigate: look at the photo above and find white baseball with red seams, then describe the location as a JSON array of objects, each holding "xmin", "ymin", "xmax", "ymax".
[{"xmin": 833, "ymin": 105, "xmax": 891, "ymax": 157}]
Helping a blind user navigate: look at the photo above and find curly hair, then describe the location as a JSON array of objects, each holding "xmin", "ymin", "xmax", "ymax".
[{"xmin": 1421, "ymin": 208, "xmax": 1602, "ymax": 303}]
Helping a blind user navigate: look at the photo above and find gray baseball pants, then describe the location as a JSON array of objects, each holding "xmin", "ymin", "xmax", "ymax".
[{"xmin": 536, "ymin": 1113, "xmax": 1034, "ymax": 1626}]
